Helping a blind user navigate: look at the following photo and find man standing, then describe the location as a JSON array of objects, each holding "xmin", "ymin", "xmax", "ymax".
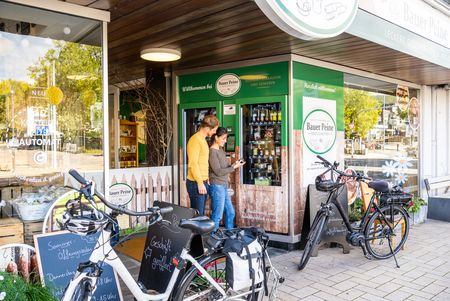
[{"xmin": 186, "ymin": 115, "xmax": 219, "ymax": 215}]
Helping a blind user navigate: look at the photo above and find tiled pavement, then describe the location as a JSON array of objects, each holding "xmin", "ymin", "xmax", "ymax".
[{"xmin": 120, "ymin": 219, "xmax": 450, "ymax": 300}]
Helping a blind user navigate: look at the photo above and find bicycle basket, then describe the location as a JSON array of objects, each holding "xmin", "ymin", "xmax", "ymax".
[{"xmin": 315, "ymin": 176, "xmax": 340, "ymax": 192}]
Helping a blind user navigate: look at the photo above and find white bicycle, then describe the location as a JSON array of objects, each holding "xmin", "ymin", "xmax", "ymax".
[{"xmin": 60, "ymin": 169, "xmax": 283, "ymax": 301}]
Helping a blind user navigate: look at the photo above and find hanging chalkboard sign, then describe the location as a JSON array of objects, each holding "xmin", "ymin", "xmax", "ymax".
[
  {"xmin": 307, "ymin": 184, "xmax": 350, "ymax": 255},
  {"xmin": 34, "ymin": 231, "xmax": 123, "ymax": 300},
  {"xmin": 138, "ymin": 201, "xmax": 198, "ymax": 293}
]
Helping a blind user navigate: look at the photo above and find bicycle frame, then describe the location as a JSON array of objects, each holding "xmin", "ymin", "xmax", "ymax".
[
  {"xmin": 61, "ymin": 223, "xmax": 231, "ymax": 301},
  {"xmin": 326, "ymin": 183, "xmax": 396, "ymax": 235}
]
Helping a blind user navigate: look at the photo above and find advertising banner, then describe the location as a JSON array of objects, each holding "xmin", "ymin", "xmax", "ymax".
[{"xmin": 302, "ymin": 97, "xmax": 337, "ymax": 184}]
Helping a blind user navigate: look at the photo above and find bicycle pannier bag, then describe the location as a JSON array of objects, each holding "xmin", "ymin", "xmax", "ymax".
[{"xmin": 222, "ymin": 228, "xmax": 265, "ymax": 292}]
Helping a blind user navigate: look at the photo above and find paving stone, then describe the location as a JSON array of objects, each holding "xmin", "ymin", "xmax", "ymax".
[
  {"xmin": 412, "ymin": 275, "xmax": 436, "ymax": 286},
  {"xmin": 300, "ymin": 295, "xmax": 324, "ymax": 301},
  {"xmin": 275, "ymin": 291, "xmax": 300, "ymax": 301},
  {"xmin": 369, "ymin": 274, "xmax": 394, "ymax": 285},
  {"xmin": 290, "ymin": 286, "xmax": 319, "ymax": 299},
  {"xmin": 384, "ymin": 289, "xmax": 412, "ymax": 301},
  {"xmin": 399, "ymin": 286, "xmax": 435, "ymax": 300},
  {"xmin": 422, "ymin": 283, "xmax": 447, "ymax": 295},
  {"xmin": 357, "ymin": 293, "xmax": 387, "ymax": 301},
  {"xmin": 377, "ymin": 282, "xmax": 402, "ymax": 294},
  {"xmin": 337, "ymin": 288, "xmax": 365, "ymax": 300},
  {"xmin": 314, "ymin": 291, "xmax": 347, "ymax": 301},
  {"xmin": 407, "ymin": 295, "xmax": 435, "ymax": 301},
  {"xmin": 432, "ymin": 291, "xmax": 450, "ymax": 301},
  {"xmin": 332, "ymin": 280, "xmax": 358, "ymax": 291},
  {"xmin": 310, "ymin": 282, "xmax": 342, "ymax": 295},
  {"xmin": 355, "ymin": 285, "xmax": 387, "ymax": 298}
]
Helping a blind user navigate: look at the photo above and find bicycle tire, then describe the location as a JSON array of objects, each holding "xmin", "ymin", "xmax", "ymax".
[
  {"xmin": 298, "ymin": 212, "xmax": 328, "ymax": 270},
  {"xmin": 69, "ymin": 278, "xmax": 93, "ymax": 301},
  {"xmin": 364, "ymin": 204, "xmax": 410, "ymax": 259},
  {"xmin": 173, "ymin": 252, "xmax": 262, "ymax": 301}
]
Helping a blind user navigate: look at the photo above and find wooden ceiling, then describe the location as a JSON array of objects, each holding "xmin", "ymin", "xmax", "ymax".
[{"xmin": 64, "ymin": 0, "xmax": 450, "ymax": 85}]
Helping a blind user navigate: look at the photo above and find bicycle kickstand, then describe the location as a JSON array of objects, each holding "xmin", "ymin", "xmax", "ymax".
[
  {"xmin": 388, "ymin": 237, "xmax": 400, "ymax": 268},
  {"xmin": 359, "ymin": 242, "xmax": 373, "ymax": 260}
]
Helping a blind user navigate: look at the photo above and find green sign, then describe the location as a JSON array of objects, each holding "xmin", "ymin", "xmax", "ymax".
[
  {"xmin": 293, "ymin": 62, "xmax": 344, "ymax": 131},
  {"xmin": 179, "ymin": 62, "xmax": 289, "ymax": 103}
]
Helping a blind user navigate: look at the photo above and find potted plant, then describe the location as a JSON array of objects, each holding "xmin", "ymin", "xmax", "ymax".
[
  {"xmin": 0, "ymin": 272, "xmax": 57, "ymax": 301},
  {"xmin": 406, "ymin": 196, "xmax": 427, "ymax": 224}
]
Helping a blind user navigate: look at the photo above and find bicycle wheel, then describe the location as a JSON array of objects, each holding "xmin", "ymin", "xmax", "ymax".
[
  {"xmin": 69, "ymin": 278, "xmax": 93, "ymax": 301},
  {"xmin": 298, "ymin": 212, "xmax": 328, "ymax": 270},
  {"xmin": 173, "ymin": 252, "xmax": 262, "ymax": 301},
  {"xmin": 364, "ymin": 204, "xmax": 409, "ymax": 259}
]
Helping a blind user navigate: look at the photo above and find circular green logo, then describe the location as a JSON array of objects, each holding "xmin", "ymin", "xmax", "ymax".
[
  {"xmin": 109, "ymin": 183, "xmax": 134, "ymax": 206},
  {"xmin": 302, "ymin": 109, "xmax": 336, "ymax": 154}
]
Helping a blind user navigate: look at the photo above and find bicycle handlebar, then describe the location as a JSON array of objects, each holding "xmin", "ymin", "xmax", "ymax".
[
  {"xmin": 315, "ymin": 156, "xmax": 372, "ymax": 181},
  {"xmin": 68, "ymin": 169, "xmax": 173, "ymax": 217}
]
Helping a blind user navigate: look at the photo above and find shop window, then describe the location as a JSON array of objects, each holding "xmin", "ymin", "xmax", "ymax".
[
  {"xmin": 344, "ymin": 75, "xmax": 419, "ymax": 193},
  {"xmin": 0, "ymin": 2, "xmax": 104, "ymax": 222}
]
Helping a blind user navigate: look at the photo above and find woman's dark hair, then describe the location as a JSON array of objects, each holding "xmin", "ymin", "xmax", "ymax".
[{"xmin": 209, "ymin": 127, "xmax": 228, "ymax": 147}]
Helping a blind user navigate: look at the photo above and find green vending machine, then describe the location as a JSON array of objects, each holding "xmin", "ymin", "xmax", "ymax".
[{"xmin": 177, "ymin": 61, "xmax": 290, "ymax": 233}]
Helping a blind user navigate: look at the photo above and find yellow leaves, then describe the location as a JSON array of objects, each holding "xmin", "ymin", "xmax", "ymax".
[
  {"xmin": 80, "ymin": 89, "xmax": 97, "ymax": 107},
  {"xmin": 46, "ymin": 86, "xmax": 63, "ymax": 105}
]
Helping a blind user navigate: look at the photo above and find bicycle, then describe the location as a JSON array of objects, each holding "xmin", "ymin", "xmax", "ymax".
[
  {"xmin": 60, "ymin": 169, "xmax": 282, "ymax": 301},
  {"xmin": 298, "ymin": 155, "xmax": 410, "ymax": 270}
]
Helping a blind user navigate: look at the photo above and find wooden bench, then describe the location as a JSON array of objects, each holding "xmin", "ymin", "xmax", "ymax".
[{"xmin": 424, "ymin": 175, "xmax": 450, "ymax": 222}]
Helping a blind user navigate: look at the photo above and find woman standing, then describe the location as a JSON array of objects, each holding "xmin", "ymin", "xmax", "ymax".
[{"xmin": 208, "ymin": 127, "xmax": 244, "ymax": 231}]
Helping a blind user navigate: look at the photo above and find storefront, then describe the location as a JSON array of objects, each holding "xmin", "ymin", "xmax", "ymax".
[
  {"xmin": 171, "ymin": 0, "xmax": 449, "ymax": 247},
  {"xmin": 0, "ymin": 0, "xmax": 449, "ymax": 250}
]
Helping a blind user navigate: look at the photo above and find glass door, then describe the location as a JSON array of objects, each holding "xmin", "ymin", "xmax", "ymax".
[
  {"xmin": 179, "ymin": 102, "xmax": 221, "ymax": 179},
  {"xmin": 241, "ymin": 101, "xmax": 283, "ymax": 186}
]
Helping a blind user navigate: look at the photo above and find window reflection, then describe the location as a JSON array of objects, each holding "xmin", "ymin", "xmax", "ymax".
[
  {"xmin": 0, "ymin": 2, "xmax": 103, "ymax": 223},
  {"xmin": 344, "ymin": 76, "xmax": 419, "ymax": 193}
]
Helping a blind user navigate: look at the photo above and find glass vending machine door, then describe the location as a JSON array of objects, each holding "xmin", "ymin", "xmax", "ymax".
[
  {"xmin": 242, "ymin": 103, "xmax": 282, "ymax": 186},
  {"xmin": 182, "ymin": 107, "xmax": 217, "ymax": 179}
]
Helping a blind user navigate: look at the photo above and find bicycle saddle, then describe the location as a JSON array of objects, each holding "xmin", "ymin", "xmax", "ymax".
[
  {"xmin": 368, "ymin": 180, "xmax": 390, "ymax": 193},
  {"xmin": 179, "ymin": 216, "xmax": 215, "ymax": 235}
]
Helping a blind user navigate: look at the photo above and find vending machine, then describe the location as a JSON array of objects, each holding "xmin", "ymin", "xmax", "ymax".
[{"xmin": 235, "ymin": 96, "xmax": 288, "ymax": 233}]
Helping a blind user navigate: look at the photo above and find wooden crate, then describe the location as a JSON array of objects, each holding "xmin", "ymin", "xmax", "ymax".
[
  {"xmin": 0, "ymin": 217, "xmax": 24, "ymax": 245},
  {"xmin": 23, "ymin": 220, "xmax": 44, "ymax": 246}
]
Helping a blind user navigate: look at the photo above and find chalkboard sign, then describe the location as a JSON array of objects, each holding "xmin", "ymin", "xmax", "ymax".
[
  {"xmin": 138, "ymin": 201, "xmax": 198, "ymax": 293},
  {"xmin": 34, "ymin": 231, "xmax": 123, "ymax": 300},
  {"xmin": 307, "ymin": 184, "xmax": 350, "ymax": 255}
]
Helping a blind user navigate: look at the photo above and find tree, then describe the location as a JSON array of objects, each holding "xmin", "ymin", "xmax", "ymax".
[
  {"xmin": 27, "ymin": 41, "xmax": 102, "ymax": 147},
  {"xmin": 344, "ymin": 88, "xmax": 381, "ymax": 139}
]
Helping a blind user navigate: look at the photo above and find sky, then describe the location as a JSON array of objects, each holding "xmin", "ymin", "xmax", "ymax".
[{"xmin": 0, "ymin": 31, "xmax": 54, "ymax": 84}]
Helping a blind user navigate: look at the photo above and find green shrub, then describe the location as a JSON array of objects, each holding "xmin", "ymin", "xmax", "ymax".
[
  {"xmin": 0, "ymin": 272, "xmax": 57, "ymax": 301},
  {"xmin": 349, "ymin": 197, "xmax": 363, "ymax": 222},
  {"xmin": 406, "ymin": 196, "xmax": 427, "ymax": 214}
]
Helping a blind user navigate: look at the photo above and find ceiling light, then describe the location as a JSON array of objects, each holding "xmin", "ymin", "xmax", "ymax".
[
  {"xmin": 63, "ymin": 25, "xmax": 71, "ymax": 35},
  {"xmin": 140, "ymin": 48, "xmax": 181, "ymax": 62}
]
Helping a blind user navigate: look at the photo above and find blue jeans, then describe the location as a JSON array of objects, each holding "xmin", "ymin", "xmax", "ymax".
[
  {"xmin": 209, "ymin": 184, "xmax": 235, "ymax": 231},
  {"xmin": 186, "ymin": 179, "xmax": 209, "ymax": 215}
]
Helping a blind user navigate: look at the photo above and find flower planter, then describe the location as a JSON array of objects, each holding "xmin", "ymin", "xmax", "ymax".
[
  {"xmin": 13, "ymin": 201, "xmax": 52, "ymax": 222},
  {"xmin": 409, "ymin": 205, "xmax": 427, "ymax": 225}
]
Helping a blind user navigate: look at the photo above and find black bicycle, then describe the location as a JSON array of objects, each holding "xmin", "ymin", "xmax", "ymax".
[{"xmin": 298, "ymin": 155, "xmax": 410, "ymax": 270}]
